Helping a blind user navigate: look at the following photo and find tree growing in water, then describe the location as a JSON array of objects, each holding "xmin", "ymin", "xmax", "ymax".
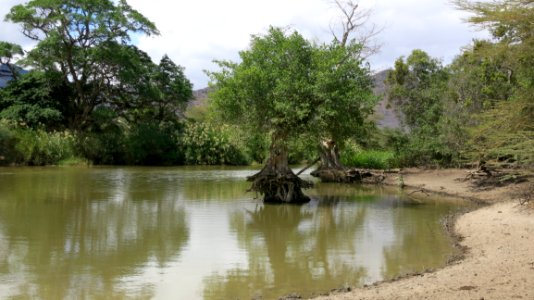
[
  {"xmin": 311, "ymin": 0, "xmax": 379, "ymax": 182},
  {"xmin": 209, "ymin": 27, "xmax": 375, "ymax": 203}
]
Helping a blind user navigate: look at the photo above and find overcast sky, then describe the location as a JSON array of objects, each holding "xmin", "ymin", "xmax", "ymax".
[{"xmin": 0, "ymin": 0, "xmax": 489, "ymax": 89}]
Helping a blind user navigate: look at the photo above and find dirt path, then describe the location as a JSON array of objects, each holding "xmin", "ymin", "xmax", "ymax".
[{"xmin": 315, "ymin": 169, "xmax": 534, "ymax": 300}]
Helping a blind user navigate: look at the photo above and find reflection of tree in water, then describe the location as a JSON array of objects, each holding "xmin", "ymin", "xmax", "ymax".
[
  {"xmin": 381, "ymin": 201, "xmax": 456, "ymax": 280},
  {"xmin": 0, "ymin": 169, "xmax": 190, "ymax": 299},
  {"xmin": 203, "ymin": 201, "xmax": 368, "ymax": 300},
  {"xmin": 181, "ymin": 178, "xmax": 251, "ymax": 202}
]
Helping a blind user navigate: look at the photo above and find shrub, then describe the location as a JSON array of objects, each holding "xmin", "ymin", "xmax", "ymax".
[
  {"xmin": 0, "ymin": 121, "xmax": 19, "ymax": 165},
  {"xmin": 182, "ymin": 122, "xmax": 250, "ymax": 165},
  {"xmin": 76, "ymin": 130, "xmax": 126, "ymax": 165},
  {"xmin": 125, "ymin": 121, "xmax": 184, "ymax": 165},
  {"xmin": 341, "ymin": 140, "xmax": 397, "ymax": 169}
]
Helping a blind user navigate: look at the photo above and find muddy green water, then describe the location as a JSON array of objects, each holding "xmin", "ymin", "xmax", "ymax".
[{"xmin": 0, "ymin": 167, "xmax": 467, "ymax": 299}]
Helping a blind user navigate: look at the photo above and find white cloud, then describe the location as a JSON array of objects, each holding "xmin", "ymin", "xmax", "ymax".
[
  {"xmin": 1, "ymin": 0, "xmax": 489, "ymax": 88},
  {"xmin": 0, "ymin": 0, "xmax": 38, "ymax": 51}
]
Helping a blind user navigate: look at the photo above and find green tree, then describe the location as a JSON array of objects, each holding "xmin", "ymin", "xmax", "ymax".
[
  {"xmin": 452, "ymin": 0, "xmax": 534, "ymax": 166},
  {"xmin": 312, "ymin": 0, "xmax": 379, "ymax": 182},
  {"xmin": 5, "ymin": 0, "xmax": 159, "ymax": 129},
  {"xmin": 209, "ymin": 28, "xmax": 316, "ymax": 203},
  {"xmin": 387, "ymin": 50, "xmax": 448, "ymax": 130},
  {"xmin": 103, "ymin": 48, "xmax": 192, "ymax": 124},
  {"xmin": 0, "ymin": 70, "xmax": 71, "ymax": 129},
  {"xmin": 152, "ymin": 55, "xmax": 193, "ymax": 121},
  {"xmin": 209, "ymin": 27, "xmax": 374, "ymax": 202},
  {"xmin": 386, "ymin": 50, "xmax": 452, "ymax": 165}
]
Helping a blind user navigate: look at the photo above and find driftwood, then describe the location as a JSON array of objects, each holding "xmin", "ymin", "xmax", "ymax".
[
  {"xmin": 311, "ymin": 167, "xmax": 386, "ymax": 184},
  {"xmin": 460, "ymin": 161, "xmax": 528, "ymax": 189}
]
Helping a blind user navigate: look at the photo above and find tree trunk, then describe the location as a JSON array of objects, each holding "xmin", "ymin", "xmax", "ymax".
[
  {"xmin": 311, "ymin": 139, "xmax": 385, "ymax": 183},
  {"xmin": 247, "ymin": 136, "xmax": 312, "ymax": 203},
  {"xmin": 311, "ymin": 139, "xmax": 350, "ymax": 182}
]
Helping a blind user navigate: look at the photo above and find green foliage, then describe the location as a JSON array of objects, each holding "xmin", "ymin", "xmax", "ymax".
[
  {"xmin": 287, "ymin": 135, "xmax": 317, "ymax": 164},
  {"xmin": 209, "ymin": 27, "xmax": 376, "ymax": 167},
  {"xmin": 0, "ymin": 71, "xmax": 71, "ymax": 129},
  {"xmin": 5, "ymin": 0, "xmax": 160, "ymax": 129},
  {"xmin": 0, "ymin": 41, "xmax": 24, "ymax": 79},
  {"xmin": 242, "ymin": 131, "xmax": 269, "ymax": 164},
  {"xmin": 466, "ymin": 99, "xmax": 534, "ymax": 166},
  {"xmin": 0, "ymin": 121, "xmax": 19, "ymax": 165},
  {"xmin": 182, "ymin": 122, "xmax": 250, "ymax": 165},
  {"xmin": 387, "ymin": 50, "xmax": 449, "ymax": 131},
  {"xmin": 340, "ymin": 140, "xmax": 397, "ymax": 169},
  {"xmin": 448, "ymin": 40, "xmax": 514, "ymax": 113},
  {"xmin": 385, "ymin": 50, "xmax": 456, "ymax": 166},
  {"xmin": 109, "ymin": 49, "xmax": 193, "ymax": 124},
  {"xmin": 0, "ymin": 120, "xmax": 82, "ymax": 166},
  {"xmin": 450, "ymin": 0, "xmax": 534, "ymax": 167},
  {"xmin": 14, "ymin": 129, "xmax": 77, "ymax": 166},
  {"xmin": 0, "ymin": 42, "xmax": 23, "ymax": 62},
  {"xmin": 75, "ymin": 131, "xmax": 126, "ymax": 165},
  {"xmin": 209, "ymin": 27, "xmax": 317, "ymax": 141},
  {"xmin": 74, "ymin": 107, "xmax": 127, "ymax": 165},
  {"xmin": 125, "ymin": 121, "xmax": 184, "ymax": 165}
]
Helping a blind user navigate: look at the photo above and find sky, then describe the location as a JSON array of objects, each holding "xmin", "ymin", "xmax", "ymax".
[{"xmin": 0, "ymin": 0, "xmax": 489, "ymax": 89}]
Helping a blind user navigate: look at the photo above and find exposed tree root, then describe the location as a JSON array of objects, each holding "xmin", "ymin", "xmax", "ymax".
[
  {"xmin": 312, "ymin": 139, "xmax": 387, "ymax": 184},
  {"xmin": 247, "ymin": 171, "xmax": 312, "ymax": 203},
  {"xmin": 310, "ymin": 167, "xmax": 386, "ymax": 183}
]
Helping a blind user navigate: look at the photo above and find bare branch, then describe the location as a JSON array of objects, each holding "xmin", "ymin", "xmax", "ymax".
[{"xmin": 330, "ymin": 0, "xmax": 383, "ymax": 57}]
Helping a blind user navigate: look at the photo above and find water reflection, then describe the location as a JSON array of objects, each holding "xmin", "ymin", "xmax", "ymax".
[
  {"xmin": 0, "ymin": 167, "xmax": 466, "ymax": 300},
  {"xmin": 0, "ymin": 168, "xmax": 189, "ymax": 299},
  {"xmin": 203, "ymin": 183, "xmax": 462, "ymax": 299}
]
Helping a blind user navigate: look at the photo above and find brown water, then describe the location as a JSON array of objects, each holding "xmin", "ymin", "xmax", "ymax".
[{"xmin": 0, "ymin": 166, "xmax": 467, "ymax": 299}]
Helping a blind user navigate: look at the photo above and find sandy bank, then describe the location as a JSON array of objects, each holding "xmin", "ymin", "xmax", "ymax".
[{"xmin": 315, "ymin": 168, "xmax": 534, "ymax": 300}]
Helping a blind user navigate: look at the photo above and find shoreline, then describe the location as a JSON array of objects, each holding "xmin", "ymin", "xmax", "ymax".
[{"xmin": 313, "ymin": 168, "xmax": 534, "ymax": 300}]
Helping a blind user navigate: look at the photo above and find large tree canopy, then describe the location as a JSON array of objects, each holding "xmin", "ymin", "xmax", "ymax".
[
  {"xmin": 386, "ymin": 49, "xmax": 449, "ymax": 131},
  {"xmin": 210, "ymin": 27, "xmax": 375, "ymax": 147},
  {"xmin": 208, "ymin": 27, "xmax": 375, "ymax": 202},
  {"xmin": 453, "ymin": 0, "xmax": 534, "ymax": 165},
  {"xmin": 5, "ymin": 0, "xmax": 161, "ymax": 129}
]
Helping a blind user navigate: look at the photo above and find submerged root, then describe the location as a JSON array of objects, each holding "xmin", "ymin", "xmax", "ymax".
[{"xmin": 247, "ymin": 172, "xmax": 313, "ymax": 204}]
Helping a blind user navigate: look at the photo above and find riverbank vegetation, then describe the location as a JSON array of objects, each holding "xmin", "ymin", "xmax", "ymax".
[{"xmin": 0, "ymin": 0, "xmax": 532, "ymax": 173}]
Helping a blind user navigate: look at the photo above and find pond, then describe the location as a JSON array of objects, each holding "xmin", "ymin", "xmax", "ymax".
[{"xmin": 0, "ymin": 166, "xmax": 468, "ymax": 299}]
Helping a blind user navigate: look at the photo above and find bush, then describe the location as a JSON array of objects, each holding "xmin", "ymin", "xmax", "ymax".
[
  {"xmin": 17, "ymin": 129, "xmax": 77, "ymax": 165},
  {"xmin": 0, "ymin": 121, "xmax": 19, "ymax": 165},
  {"xmin": 182, "ymin": 122, "xmax": 250, "ymax": 165},
  {"xmin": 76, "ymin": 130, "xmax": 126, "ymax": 165},
  {"xmin": 341, "ymin": 140, "xmax": 397, "ymax": 169},
  {"xmin": 287, "ymin": 135, "xmax": 317, "ymax": 165},
  {"xmin": 0, "ymin": 120, "xmax": 87, "ymax": 166},
  {"xmin": 125, "ymin": 121, "xmax": 184, "ymax": 165},
  {"xmin": 74, "ymin": 107, "xmax": 127, "ymax": 165}
]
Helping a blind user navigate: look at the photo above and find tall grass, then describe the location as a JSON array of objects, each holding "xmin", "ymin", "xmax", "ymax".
[
  {"xmin": 341, "ymin": 149, "xmax": 397, "ymax": 169},
  {"xmin": 0, "ymin": 121, "xmax": 83, "ymax": 165}
]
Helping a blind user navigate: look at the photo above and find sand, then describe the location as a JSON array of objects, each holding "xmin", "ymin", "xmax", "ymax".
[{"xmin": 314, "ymin": 168, "xmax": 534, "ymax": 300}]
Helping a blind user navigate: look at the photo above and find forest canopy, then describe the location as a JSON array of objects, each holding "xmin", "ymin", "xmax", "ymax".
[{"xmin": 0, "ymin": 0, "xmax": 532, "ymax": 170}]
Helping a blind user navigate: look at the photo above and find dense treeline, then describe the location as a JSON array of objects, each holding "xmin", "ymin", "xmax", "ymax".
[
  {"xmin": 0, "ymin": 0, "xmax": 532, "ymax": 169},
  {"xmin": 382, "ymin": 0, "xmax": 533, "ymax": 168},
  {"xmin": 0, "ymin": 0, "xmax": 254, "ymax": 166}
]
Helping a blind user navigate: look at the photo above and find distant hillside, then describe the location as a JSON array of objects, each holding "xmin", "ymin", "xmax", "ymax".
[
  {"xmin": 190, "ymin": 71, "xmax": 402, "ymax": 129},
  {"xmin": 189, "ymin": 87, "xmax": 211, "ymax": 108},
  {"xmin": 372, "ymin": 69, "xmax": 402, "ymax": 129}
]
